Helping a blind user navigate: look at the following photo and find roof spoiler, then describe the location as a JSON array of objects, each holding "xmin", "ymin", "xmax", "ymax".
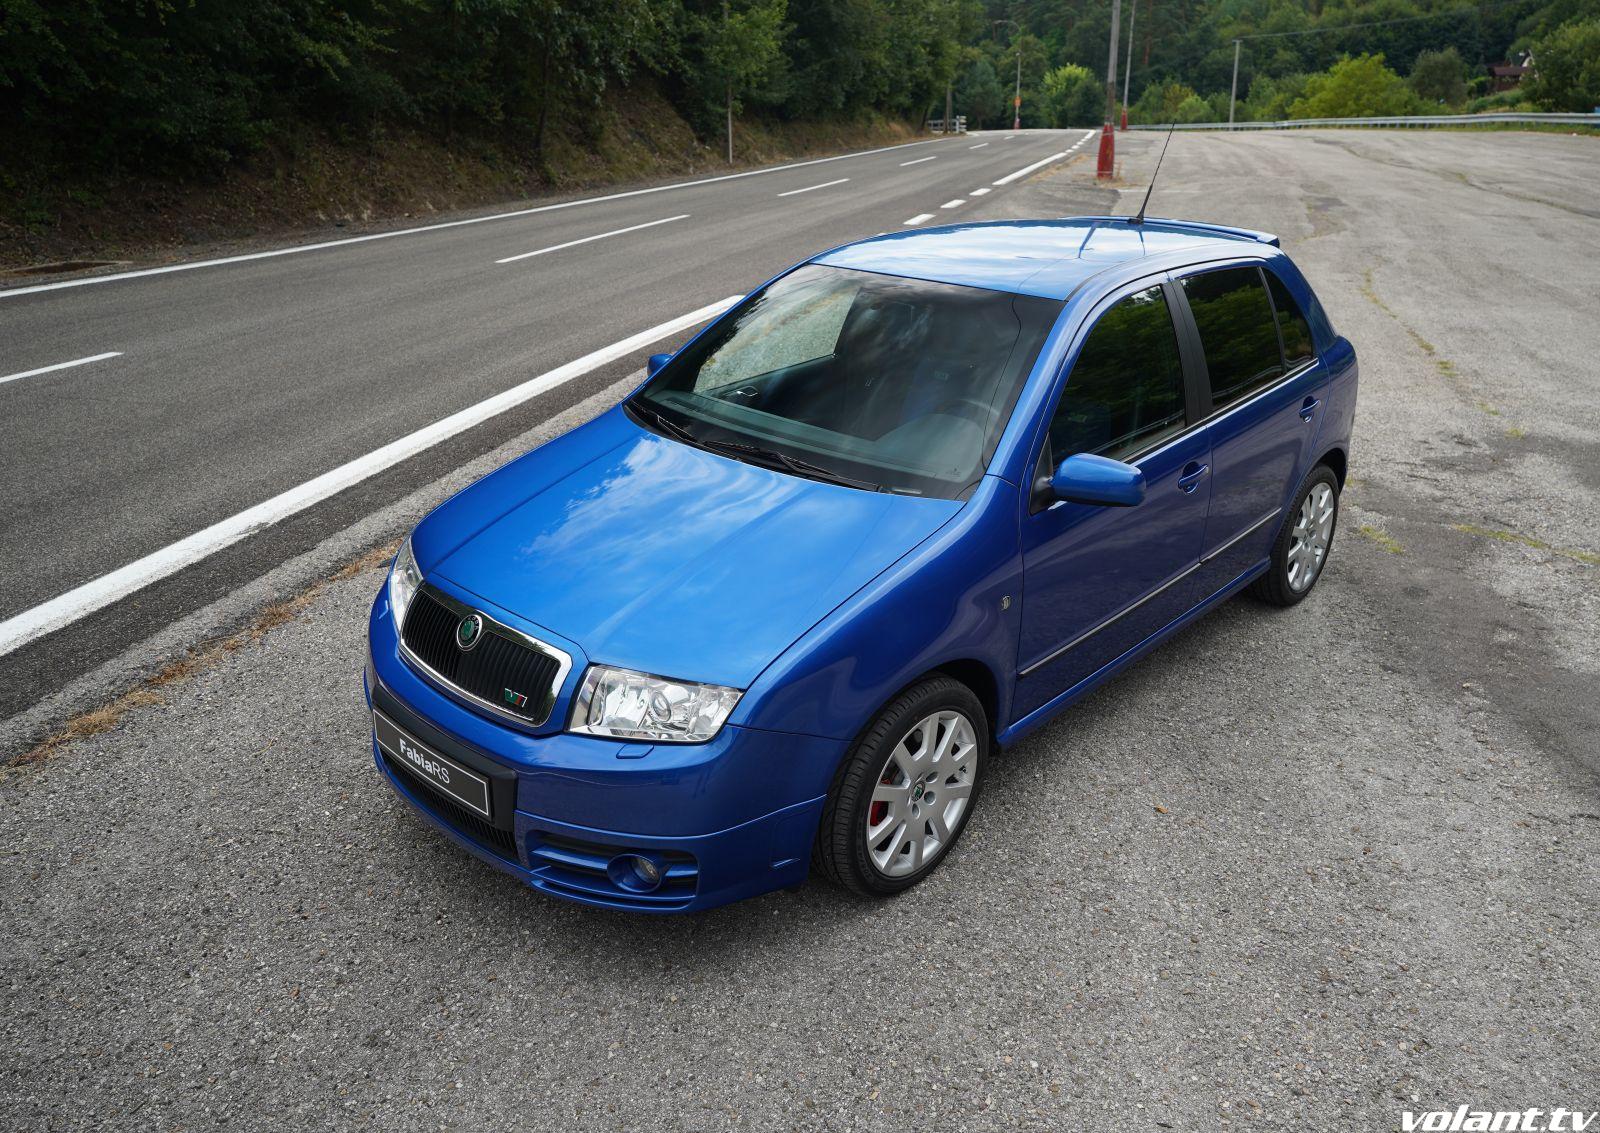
[{"xmin": 1078, "ymin": 215, "xmax": 1280, "ymax": 247}]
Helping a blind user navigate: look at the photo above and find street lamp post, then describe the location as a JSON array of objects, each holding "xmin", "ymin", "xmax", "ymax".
[
  {"xmin": 1097, "ymin": 0, "xmax": 1121, "ymax": 179},
  {"xmin": 1228, "ymin": 39, "xmax": 1242, "ymax": 128},
  {"xmin": 993, "ymin": 20, "xmax": 1023, "ymax": 131}
]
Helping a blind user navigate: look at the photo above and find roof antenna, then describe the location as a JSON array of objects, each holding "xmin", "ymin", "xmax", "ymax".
[{"xmin": 1131, "ymin": 121, "xmax": 1176, "ymax": 225}]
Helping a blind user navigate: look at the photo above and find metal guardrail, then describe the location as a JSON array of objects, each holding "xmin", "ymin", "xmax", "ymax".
[
  {"xmin": 928, "ymin": 116, "xmax": 967, "ymax": 134},
  {"xmin": 1129, "ymin": 112, "xmax": 1600, "ymax": 131}
]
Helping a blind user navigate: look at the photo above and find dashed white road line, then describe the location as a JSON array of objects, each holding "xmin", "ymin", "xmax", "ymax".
[
  {"xmin": 940, "ymin": 200, "xmax": 965, "ymax": 209},
  {"xmin": 495, "ymin": 215, "xmax": 688, "ymax": 264},
  {"xmin": 0, "ymin": 351, "xmax": 122, "ymax": 387},
  {"xmin": 900, "ymin": 156, "xmax": 938, "ymax": 167},
  {"xmin": 0, "ymin": 136, "xmax": 947, "ymax": 300},
  {"xmin": 777, "ymin": 178, "xmax": 850, "ymax": 197},
  {"xmin": 969, "ymin": 142, "xmax": 989, "ymax": 149},
  {"xmin": 903, "ymin": 214, "xmax": 935, "ymax": 226},
  {"xmin": 0, "ymin": 297, "xmax": 740, "ymax": 657},
  {"xmin": 993, "ymin": 151, "xmax": 1069, "ymax": 187},
  {"xmin": 971, "ymin": 187, "xmax": 992, "ymax": 196}
]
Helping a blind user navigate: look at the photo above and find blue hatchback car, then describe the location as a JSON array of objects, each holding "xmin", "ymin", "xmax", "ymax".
[{"xmin": 364, "ymin": 216, "xmax": 1357, "ymax": 912}]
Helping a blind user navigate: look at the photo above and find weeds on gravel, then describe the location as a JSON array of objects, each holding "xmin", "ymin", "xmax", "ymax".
[
  {"xmin": 1452, "ymin": 524, "xmax": 1599, "ymax": 567},
  {"xmin": 1356, "ymin": 524, "xmax": 1405, "ymax": 554},
  {"xmin": 10, "ymin": 539, "xmax": 400, "ymax": 770}
]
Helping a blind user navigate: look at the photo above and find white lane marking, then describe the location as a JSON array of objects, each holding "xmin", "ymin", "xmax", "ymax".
[
  {"xmin": 495, "ymin": 215, "xmax": 688, "ymax": 264},
  {"xmin": 903, "ymin": 214, "xmax": 935, "ymax": 226},
  {"xmin": 900, "ymin": 156, "xmax": 938, "ymax": 167},
  {"xmin": 0, "ymin": 351, "xmax": 122, "ymax": 387},
  {"xmin": 993, "ymin": 152, "xmax": 1069, "ymax": 186},
  {"xmin": 971, "ymin": 187, "xmax": 992, "ymax": 196},
  {"xmin": 1004, "ymin": 135, "xmax": 1016, "ymax": 140},
  {"xmin": 969, "ymin": 142, "xmax": 989, "ymax": 149},
  {"xmin": 940, "ymin": 200, "xmax": 965, "ymax": 209},
  {"xmin": 777, "ymin": 177, "xmax": 849, "ymax": 197},
  {"xmin": 0, "ymin": 137, "xmax": 949, "ymax": 300},
  {"xmin": 0, "ymin": 297, "xmax": 740, "ymax": 657}
]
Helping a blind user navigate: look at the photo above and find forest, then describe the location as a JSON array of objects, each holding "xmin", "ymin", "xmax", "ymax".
[{"xmin": 2, "ymin": 0, "xmax": 1596, "ymax": 189}]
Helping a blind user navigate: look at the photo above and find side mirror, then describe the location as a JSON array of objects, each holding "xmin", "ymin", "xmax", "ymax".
[
  {"xmin": 1048, "ymin": 452, "xmax": 1145, "ymax": 507},
  {"xmin": 647, "ymin": 352, "xmax": 672, "ymax": 379}
]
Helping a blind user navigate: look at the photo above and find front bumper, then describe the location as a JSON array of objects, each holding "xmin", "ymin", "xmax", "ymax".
[{"xmin": 365, "ymin": 592, "xmax": 844, "ymax": 913}]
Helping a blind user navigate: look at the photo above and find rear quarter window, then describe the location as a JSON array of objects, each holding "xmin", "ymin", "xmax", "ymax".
[
  {"xmin": 1265, "ymin": 270, "xmax": 1316, "ymax": 369},
  {"xmin": 1181, "ymin": 266, "xmax": 1285, "ymax": 411}
]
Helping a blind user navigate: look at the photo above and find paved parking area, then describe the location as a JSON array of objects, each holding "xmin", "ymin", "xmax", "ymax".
[{"xmin": 2, "ymin": 129, "xmax": 1596, "ymax": 1130}]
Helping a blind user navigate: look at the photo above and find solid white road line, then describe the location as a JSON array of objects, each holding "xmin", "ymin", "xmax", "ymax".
[
  {"xmin": 992, "ymin": 152, "xmax": 1069, "ymax": 187},
  {"xmin": 0, "ymin": 136, "xmax": 949, "ymax": 300},
  {"xmin": 777, "ymin": 178, "xmax": 849, "ymax": 197},
  {"xmin": 0, "ymin": 297, "xmax": 740, "ymax": 657},
  {"xmin": 903, "ymin": 214, "xmax": 935, "ymax": 226},
  {"xmin": 899, "ymin": 156, "xmax": 938, "ymax": 167},
  {"xmin": 940, "ymin": 200, "xmax": 965, "ymax": 209},
  {"xmin": 969, "ymin": 142, "xmax": 989, "ymax": 149},
  {"xmin": 970, "ymin": 187, "xmax": 991, "ymax": 196},
  {"xmin": 0, "ymin": 351, "xmax": 122, "ymax": 387},
  {"xmin": 495, "ymin": 215, "xmax": 688, "ymax": 264}
]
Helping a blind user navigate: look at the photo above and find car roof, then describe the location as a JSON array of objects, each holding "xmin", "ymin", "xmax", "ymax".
[{"xmin": 812, "ymin": 217, "xmax": 1280, "ymax": 301}]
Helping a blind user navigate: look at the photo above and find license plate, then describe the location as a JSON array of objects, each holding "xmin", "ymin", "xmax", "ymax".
[{"xmin": 373, "ymin": 710, "xmax": 492, "ymax": 819}]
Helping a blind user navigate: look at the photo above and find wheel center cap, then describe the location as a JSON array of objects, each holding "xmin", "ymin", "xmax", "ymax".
[{"xmin": 912, "ymin": 782, "xmax": 926, "ymax": 801}]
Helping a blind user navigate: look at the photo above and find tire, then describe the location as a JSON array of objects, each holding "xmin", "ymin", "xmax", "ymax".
[
  {"xmin": 1250, "ymin": 463, "xmax": 1340, "ymax": 607},
  {"xmin": 813, "ymin": 675, "xmax": 987, "ymax": 897}
]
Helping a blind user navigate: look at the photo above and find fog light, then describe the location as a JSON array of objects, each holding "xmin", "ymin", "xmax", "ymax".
[{"xmin": 607, "ymin": 853, "xmax": 664, "ymax": 893}]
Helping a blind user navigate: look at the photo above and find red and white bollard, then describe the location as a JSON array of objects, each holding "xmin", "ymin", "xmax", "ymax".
[
  {"xmin": 1119, "ymin": 108, "xmax": 1128, "ymax": 132},
  {"xmin": 1096, "ymin": 123, "xmax": 1116, "ymax": 180}
]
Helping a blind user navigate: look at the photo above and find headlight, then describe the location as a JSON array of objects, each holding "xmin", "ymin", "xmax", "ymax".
[
  {"xmin": 387, "ymin": 536, "xmax": 423, "ymax": 630},
  {"xmin": 571, "ymin": 665, "xmax": 742, "ymax": 744}
]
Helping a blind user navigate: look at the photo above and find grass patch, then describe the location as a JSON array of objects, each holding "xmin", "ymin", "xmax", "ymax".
[
  {"xmin": 1452, "ymin": 523, "xmax": 1599, "ymax": 566},
  {"xmin": 9, "ymin": 539, "xmax": 400, "ymax": 770},
  {"xmin": 1505, "ymin": 425, "xmax": 1528, "ymax": 439},
  {"xmin": 1356, "ymin": 524, "xmax": 1404, "ymax": 554}
]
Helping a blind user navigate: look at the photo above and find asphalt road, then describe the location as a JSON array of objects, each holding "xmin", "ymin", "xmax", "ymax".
[
  {"xmin": 2, "ymin": 129, "xmax": 1598, "ymax": 1130},
  {"xmin": 0, "ymin": 129, "xmax": 1093, "ymax": 721}
]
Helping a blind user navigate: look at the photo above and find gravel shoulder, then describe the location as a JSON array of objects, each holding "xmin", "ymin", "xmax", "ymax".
[{"xmin": 2, "ymin": 130, "xmax": 1596, "ymax": 1131}]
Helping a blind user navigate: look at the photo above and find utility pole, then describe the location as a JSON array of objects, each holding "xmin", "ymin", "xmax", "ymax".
[
  {"xmin": 1120, "ymin": 0, "xmax": 1136, "ymax": 131},
  {"xmin": 1097, "ymin": 0, "xmax": 1121, "ymax": 179},
  {"xmin": 945, "ymin": 79, "xmax": 953, "ymax": 134},
  {"xmin": 1228, "ymin": 39, "xmax": 1241, "ymax": 128},
  {"xmin": 724, "ymin": 0, "xmax": 734, "ymax": 163}
]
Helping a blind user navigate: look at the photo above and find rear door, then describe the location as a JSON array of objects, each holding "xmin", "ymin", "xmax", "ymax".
[
  {"xmin": 1175, "ymin": 263, "xmax": 1330, "ymax": 592},
  {"xmin": 1014, "ymin": 279, "xmax": 1211, "ymax": 720}
]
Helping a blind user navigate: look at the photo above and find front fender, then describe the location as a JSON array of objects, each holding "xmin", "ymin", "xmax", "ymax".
[{"xmin": 732, "ymin": 476, "xmax": 1023, "ymax": 742}]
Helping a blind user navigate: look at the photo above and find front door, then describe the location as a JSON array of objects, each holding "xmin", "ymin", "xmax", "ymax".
[{"xmin": 1015, "ymin": 281, "xmax": 1211, "ymax": 721}]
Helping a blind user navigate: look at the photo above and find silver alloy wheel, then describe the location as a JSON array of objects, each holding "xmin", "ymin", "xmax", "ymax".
[
  {"xmin": 865, "ymin": 709, "xmax": 979, "ymax": 878},
  {"xmin": 1287, "ymin": 481, "xmax": 1337, "ymax": 592}
]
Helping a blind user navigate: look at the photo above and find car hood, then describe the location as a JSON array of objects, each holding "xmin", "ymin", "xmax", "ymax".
[{"xmin": 423, "ymin": 408, "xmax": 963, "ymax": 688}]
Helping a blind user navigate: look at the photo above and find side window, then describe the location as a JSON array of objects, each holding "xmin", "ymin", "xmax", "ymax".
[
  {"xmin": 1047, "ymin": 285, "xmax": 1187, "ymax": 465},
  {"xmin": 1181, "ymin": 267, "xmax": 1284, "ymax": 410},
  {"xmin": 1265, "ymin": 270, "xmax": 1315, "ymax": 369}
]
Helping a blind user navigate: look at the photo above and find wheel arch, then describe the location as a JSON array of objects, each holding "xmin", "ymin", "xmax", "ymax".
[{"xmin": 1316, "ymin": 445, "xmax": 1348, "ymax": 488}]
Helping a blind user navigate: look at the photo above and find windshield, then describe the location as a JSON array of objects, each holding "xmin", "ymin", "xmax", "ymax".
[{"xmin": 629, "ymin": 264, "xmax": 1060, "ymax": 498}]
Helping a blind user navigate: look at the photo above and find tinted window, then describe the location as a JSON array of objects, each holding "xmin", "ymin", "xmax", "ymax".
[
  {"xmin": 1266, "ymin": 270, "xmax": 1315, "ymax": 368},
  {"xmin": 1048, "ymin": 285, "xmax": 1186, "ymax": 464},
  {"xmin": 1182, "ymin": 267, "xmax": 1284, "ymax": 410},
  {"xmin": 633, "ymin": 265, "xmax": 1060, "ymax": 499}
]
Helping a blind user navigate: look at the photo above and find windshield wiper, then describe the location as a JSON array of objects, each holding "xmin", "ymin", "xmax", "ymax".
[
  {"xmin": 632, "ymin": 402, "xmax": 881, "ymax": 491},
  {"xmin": 699, "ymin": 438, "xmax": 883, "ymax": 492}
]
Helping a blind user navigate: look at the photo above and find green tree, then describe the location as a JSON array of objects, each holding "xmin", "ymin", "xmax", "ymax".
[
  {"xmin": 1289, "ymin": 54, "xmax": 1421, "ymax": 118},
  {"xmin": 954, "ymin": 55, "xmax": 1003, "ymax": 126},
  {"xmin": 1041, "ymin": 63, "xmax": 1100, "ymax": 127},
  {"xmin": 1526, "ymin": 18, "xmax": 1600, "ymax": 112},
  {"xmin": 1409, "ymin": 47, "xmax": 1468, "ymax": 106}
]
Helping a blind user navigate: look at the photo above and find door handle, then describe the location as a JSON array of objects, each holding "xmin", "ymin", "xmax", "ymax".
[
  {"xmin": 1177, "ymin": 462, "xmax": 1208, "ymax": 493},
  {"xmin": 1299, "ymin": 396, "xmax": 1321, "ymax": 422}
]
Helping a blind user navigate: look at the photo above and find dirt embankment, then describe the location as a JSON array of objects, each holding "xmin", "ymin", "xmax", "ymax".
[{"xmin": 1, "ymin": 85, "xmax": 917, "ymax": 274}]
